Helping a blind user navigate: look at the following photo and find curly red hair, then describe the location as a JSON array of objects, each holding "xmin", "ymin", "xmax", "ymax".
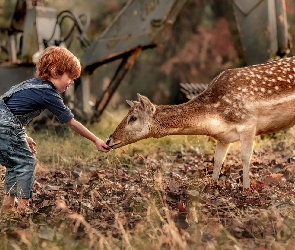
[{"xmin": 35, "ymin": 46, "xmax": 81, "ymax": 81}]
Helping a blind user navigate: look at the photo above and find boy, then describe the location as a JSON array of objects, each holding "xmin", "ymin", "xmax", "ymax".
[{"xmin": 0, "ymin": 46, "xmax": 110, "ymax": 213}]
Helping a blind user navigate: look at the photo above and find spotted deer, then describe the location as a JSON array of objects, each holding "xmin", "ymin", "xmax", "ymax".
[{"xmin": 106, "ymin": 56, "xmax": 295, "ymax": 189}]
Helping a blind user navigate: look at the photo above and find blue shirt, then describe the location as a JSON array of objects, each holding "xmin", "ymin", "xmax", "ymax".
[{"xmin": 5, "ymin": 79, "xmax": 74, "ymax": 124}]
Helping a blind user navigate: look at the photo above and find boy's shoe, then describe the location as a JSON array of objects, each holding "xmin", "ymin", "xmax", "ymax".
[{"xmin": 1, "ymin": 206, "xmax": 31, "ymax": 228}]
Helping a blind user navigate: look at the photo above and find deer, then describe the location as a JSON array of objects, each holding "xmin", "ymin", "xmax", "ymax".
[{"xmin": 106, "ymin": 56, "xmax": 295, "ymax": 189}]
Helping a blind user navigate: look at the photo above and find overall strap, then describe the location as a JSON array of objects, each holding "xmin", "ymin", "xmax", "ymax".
[
  {"xmin": 0, "ymin": 79, "xmax": 52, "ymax": 100},
  {"xmin": 0, "ymin": 78, "xmax": 54, "ymax": 126}
]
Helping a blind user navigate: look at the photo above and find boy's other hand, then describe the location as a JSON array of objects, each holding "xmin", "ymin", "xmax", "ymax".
[
  {"xmin": 25, "ymin": 136, "xmax": 37, "ymax": 154},
  {"xmin": 95, "ymin": 139, "xmax": 111, "ymax": 153}
]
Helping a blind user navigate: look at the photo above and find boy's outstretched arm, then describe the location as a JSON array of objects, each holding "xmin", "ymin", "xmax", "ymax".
[{"xmin": 66, "ymin": 118, "xmax": 111, "ymax": 153}]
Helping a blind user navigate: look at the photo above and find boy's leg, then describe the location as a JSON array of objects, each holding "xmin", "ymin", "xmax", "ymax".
[
  {"xmin": 2, "ymin": 194, "xmax": 16, "ymax": 206},
  {"xmin": 0, "ymin": 134, "xmax": 16, "ymax": 211},
  {"xmin": 17, "ymin": 198, "xmax": 30, "ymax": 212},
  {"xmin": 15, "ymin": 147, "xmax": 36, "ymax": 212},
  {"xmin": 8, "ymin": 133, "xmax": 36, "ymax": 213},
  {"xmin": 2, "ymin": 194, "xmax": 16, "ymax": 212}
]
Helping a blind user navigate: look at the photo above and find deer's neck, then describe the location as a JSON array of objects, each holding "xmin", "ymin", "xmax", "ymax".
[{"xmin": 151, "ymin": 100, "xmax": 220, "ymax": 138}]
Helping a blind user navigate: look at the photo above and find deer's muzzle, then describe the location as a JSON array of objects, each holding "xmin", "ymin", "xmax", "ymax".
[{"xmin": 106, "ymin": 138, "xmax": 121, "ymax": 149}]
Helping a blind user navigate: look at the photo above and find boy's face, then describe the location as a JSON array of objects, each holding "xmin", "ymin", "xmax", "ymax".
[{"xmin": 50, "ymin": 73, "xmax": 74, "ymax": 93}]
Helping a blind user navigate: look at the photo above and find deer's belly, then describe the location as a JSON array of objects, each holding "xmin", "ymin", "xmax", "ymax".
[{"xmin": 255, "ymin": 98, "xmax": 295, "ymax": 135}]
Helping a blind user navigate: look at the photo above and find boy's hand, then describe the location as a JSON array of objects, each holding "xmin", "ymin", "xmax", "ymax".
[
  {"xmin": 65, "ymin": 118, "xmax": 111, "ymax": 153},
  {"xmin": 95, "ymin": 139, "xmax": 111, "ymax": 153},
  {"xmin": 25, "ymin": 135, "xmax": 37, "ymax": 154}
]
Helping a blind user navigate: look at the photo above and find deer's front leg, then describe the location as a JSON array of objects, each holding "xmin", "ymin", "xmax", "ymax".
[
  {"xmin": 212, "ymin": 141, "xmax": 231, "ymax": 180},
  {"xmin": 240, "ymin": 131, "xmax": 255, "ymax": 189}
]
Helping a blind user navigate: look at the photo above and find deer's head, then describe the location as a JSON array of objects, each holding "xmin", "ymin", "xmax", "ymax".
[{"xmin": 106, "ymin": 94, "xmax": 156, "ymax": 149}]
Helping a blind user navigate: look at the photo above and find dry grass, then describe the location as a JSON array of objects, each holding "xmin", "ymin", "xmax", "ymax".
[
  {"xmin": 30, "ymin": 108, "xmax": 216, "ymax": 171},
  {"xmin": 1, "ymin": 108, "xmax": 295, "ymax": 249}
]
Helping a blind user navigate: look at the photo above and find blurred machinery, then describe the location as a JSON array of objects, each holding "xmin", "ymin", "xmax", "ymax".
[
  {"xmin": 233, "ymin": 0, "xmax": 290, "ymax": 65},
  {"xmin": 181, "ymin": 0, "xmax": 291, "ymax": 100},
  {"xmin": 0, "ymin": 0, "xmax": 292, "ymax": 121},
  {"xmin": 0, "ymin": 0, "xmax": 187, "ymax": 122}
]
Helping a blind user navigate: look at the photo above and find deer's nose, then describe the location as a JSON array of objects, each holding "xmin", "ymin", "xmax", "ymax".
[{"xmin": 106, "ymin": 138, "xmax": 111, "ymax": 146}]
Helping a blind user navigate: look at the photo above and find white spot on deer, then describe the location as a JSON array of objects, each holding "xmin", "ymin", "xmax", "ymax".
[
  {"xmin": 222, "ymin": 96, "xmax": 232, "ymax": 104},
  {"xmin": 213, "ymin": 102, "xmax": 220, "ymax": 108},
  {"xmin": 223, "ymin": 109, "xmax": 230, "ymax": 115}
]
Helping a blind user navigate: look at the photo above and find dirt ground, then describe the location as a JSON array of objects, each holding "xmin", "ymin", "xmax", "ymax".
[{"xmin": 1, "ymin": 139, "xmax": 295, "ymax": 249}]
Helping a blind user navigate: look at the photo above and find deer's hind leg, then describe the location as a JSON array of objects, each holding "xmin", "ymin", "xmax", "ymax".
[{"xmin": 212, "ymin": 141, "xmax": 231, "ymax": 180}]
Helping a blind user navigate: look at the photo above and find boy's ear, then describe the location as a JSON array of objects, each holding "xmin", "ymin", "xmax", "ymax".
[{"xmin": 50, "ymin": 67, "xmax": 58, "ymax": 79}]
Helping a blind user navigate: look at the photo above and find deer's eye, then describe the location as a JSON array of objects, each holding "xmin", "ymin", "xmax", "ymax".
[{"xmin": 128, "ymin": 115, "xmax": 137, "ymax": 124}]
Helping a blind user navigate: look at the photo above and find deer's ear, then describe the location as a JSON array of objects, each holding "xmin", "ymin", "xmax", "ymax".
[
  {"xmin": 126, "ymin": 100, "xmax": 134, "ymax": 107},
  {"xmin": 137, "ymin": 93, "xmax": 156, "ymax": 115}
]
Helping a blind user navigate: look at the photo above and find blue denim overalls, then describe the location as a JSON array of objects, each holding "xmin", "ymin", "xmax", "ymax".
[{"xmin": 0, "ymin": 78, "xmax": 52, "ymax": 198}]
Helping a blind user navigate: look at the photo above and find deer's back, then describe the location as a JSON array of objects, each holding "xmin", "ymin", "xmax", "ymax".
[{"xmin": 193, "ymin": 57, "xmax": 295, "ymax": 132}]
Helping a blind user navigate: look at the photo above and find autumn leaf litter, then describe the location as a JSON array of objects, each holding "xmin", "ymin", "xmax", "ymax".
[{"xmin": 1, "ymin": 137, "xmax": 295, "ymax": 248}]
